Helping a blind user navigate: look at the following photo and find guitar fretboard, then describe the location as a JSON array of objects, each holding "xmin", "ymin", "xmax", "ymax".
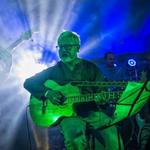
[{"xmin": 71, "ymin": 81, "xmax": 128, "ymax": 87}]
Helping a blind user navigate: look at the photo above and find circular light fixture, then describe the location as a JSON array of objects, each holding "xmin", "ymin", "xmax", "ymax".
[{"xmin": 128, "ymin": 59, "xmax": 136, "ymax": 67}]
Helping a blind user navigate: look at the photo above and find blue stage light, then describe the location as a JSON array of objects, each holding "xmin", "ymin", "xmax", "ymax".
[{"xmin": 128, "ymin": 58, "xmax": 136, "ymax": 67}]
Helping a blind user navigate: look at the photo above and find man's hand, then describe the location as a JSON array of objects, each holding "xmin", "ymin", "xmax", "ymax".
[{"xmin": 45, "ymin": 90, "xmax": 65, "ymax": 105}]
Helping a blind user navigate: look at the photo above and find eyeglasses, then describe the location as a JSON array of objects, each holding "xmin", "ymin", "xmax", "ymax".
[{"xmin": 56, "ymin": 44, "xmax": 79, "ymax": 50}]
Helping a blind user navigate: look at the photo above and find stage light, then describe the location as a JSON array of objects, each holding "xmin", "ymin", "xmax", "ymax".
[
  {"xmin": 13, "ymin": 50, "xmax": 47, "ymax": 82},
  {"xmin": 128, "ymin": 58, "xmax": 136, "ymax": 67},
  {"xmin": 114, "ymin": 63, "xmax": 117, "ymax": 67}
]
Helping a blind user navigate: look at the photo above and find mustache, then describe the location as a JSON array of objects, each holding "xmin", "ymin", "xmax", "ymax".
[{"xmin": 60, "ymin": 52, "xmax": 71, "ymax": 56}]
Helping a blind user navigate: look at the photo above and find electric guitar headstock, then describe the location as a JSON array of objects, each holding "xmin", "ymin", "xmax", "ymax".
[
  {"xmin": 20, "ymin": 30, "xmax": 33, "ymax": 41},
  {"xmin": 6, "ymin": 29, "xmax": 34, "ymax": 52},
  {"xmin": 0, "ymin": 29, "xmax": 34, "ymax": 82}
]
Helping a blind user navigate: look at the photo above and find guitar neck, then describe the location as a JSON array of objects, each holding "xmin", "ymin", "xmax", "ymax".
[
  {"xmin": 67, "ymin": 91, "xmax": 123, "ymax": 104},
  {"xmin": 6, "ymin": 38, "xmax": 23, "ymax": 52},
  {"xmin": 71, "ymin": 81, "xmax": 128, "ymax": 87},
  {"xmin": 6, "ymin": 30, "xmax": 32, "ymax": 52}
]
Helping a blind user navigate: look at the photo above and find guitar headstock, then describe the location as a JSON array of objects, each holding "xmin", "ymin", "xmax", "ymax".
[
  {"xmin": 6, "ymin": 30, "xmax": 35, "ymax": 51},
  {"xmin": 20, "ymin": 30, "xmax": 33, "ymax": 41}
]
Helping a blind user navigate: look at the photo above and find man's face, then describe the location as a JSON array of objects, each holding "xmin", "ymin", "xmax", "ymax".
[
  {"xmin": 58, "ymin": 37, "xmax": 79, "ymax": 63},
  {"xmin": 106, "ymin": 54, "xmax": 115, "ymax": 67}
]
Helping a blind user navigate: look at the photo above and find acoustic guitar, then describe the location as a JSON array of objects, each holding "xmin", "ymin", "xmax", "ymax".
[{"xmin": 29, "ymin": 80, "xmax": 122, "ymax": 127}]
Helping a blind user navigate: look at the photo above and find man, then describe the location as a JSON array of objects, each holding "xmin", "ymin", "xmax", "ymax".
[
  {"xmin": 98, "ymin": 51, "xmax": 126, "ymax": 116},
  {"xmin": 24, "ymin": 31, "xmax": 124, "ymax": 150},
  {"xmin": 99, "ymin": 51, "xmax": 125, "ymax": 81}
]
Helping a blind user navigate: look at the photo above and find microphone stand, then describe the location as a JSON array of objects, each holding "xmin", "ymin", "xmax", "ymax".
[{"xmin": 97, "ymin": 80, "xmax": 149, "ymax": 150}]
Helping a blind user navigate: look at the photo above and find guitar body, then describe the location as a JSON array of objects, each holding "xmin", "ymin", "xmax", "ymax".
[{"xmin": 29, "ymin": 80, "xmax": 80, "ymax": 127}]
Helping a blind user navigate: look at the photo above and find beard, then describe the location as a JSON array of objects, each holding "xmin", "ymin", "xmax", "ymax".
[
  {"xmin": 61, "ymin": 56, "xmax": 75, "ymax": 63},
  {"xmin": 59, "ymin": 52, "xmax": 77, "ymax": 63}
]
